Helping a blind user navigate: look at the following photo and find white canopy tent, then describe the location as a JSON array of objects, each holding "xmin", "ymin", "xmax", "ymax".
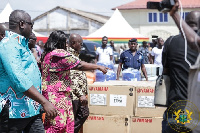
[
  {"xmin": 0, "ymin": 3, "xmax": 13, "ymax": 23},
  {"xmin": 85, "ymin": 9, "xmax": 148, "ymax": 45},
  {"xmin": 0, "ymin": 3, "xmax": 46, "ymax": 37},
  {"xmin": 87, "ymin": 8, "xmax": 145, "ymax": 38}
]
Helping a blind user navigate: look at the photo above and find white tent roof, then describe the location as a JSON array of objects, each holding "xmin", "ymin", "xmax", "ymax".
[
  {"xmin": 0, "ymin": 3, "xmax": 45, "ymax": 37},
  {"xmin": 87, "ymin": 9, "xmax": 144, "ymax": 38},
  {"xmin": 0, "ymin": 3, "xmax": 13, "ymax": 23}
]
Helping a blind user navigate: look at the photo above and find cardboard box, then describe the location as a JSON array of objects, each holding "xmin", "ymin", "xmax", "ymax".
[
  {"xmin": 88, "ymin": 84, "xmax": 135, "ymax": 115},
  {"xmin": 130, "ymin": 116, "xmax": 162, "ymax": 133},
  {"xmin": 83, "ymin": 115, "xmax": 130, "ymax": 133},
  {"xmin": 93, "ymin": 81, "xmax": 139, "ymax": 85},
  {"xmin": 90, "ymin": 81, "xmax": 166, "ymax": 117},
  {"xmin": 135, "ymin": 81, "xmax": 166, "ymax": 117}
]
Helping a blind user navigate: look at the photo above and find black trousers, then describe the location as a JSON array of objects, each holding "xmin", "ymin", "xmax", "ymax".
[
  {"xmin": 73, "ymin": 100, "xmax": 89, "ymax": 133},
  {"xmin": 156, "ymin": 67, "xmax": 160, "ymax": 76},
  {"xmin": 0, "ymin": 101, "xmax": 44, "ymax": 133}
]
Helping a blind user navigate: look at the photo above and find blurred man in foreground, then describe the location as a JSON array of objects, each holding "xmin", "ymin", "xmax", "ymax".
[{"xmin": 162, "ymin": 10, "xmax": 200, "ymax": 133}]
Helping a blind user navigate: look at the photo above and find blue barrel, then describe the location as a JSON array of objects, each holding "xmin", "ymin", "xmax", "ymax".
[{"xmin": 95, "ymin": 70, "xmax": 106, "ymax": 82}]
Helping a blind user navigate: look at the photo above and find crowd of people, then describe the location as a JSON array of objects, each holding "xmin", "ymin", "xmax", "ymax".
[
  {"xmin": 0, "ymin": 10, "xmax": 108, "ymax": 133},
  {"xmin": 0, "ymin": 0, "xmax": 199, "ymax": 132}
]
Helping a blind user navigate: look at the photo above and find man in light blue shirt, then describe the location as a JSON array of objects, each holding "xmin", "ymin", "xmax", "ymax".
[{"xmin": 0, "ymin": 10, "xmax": 57, "ymax": 133}]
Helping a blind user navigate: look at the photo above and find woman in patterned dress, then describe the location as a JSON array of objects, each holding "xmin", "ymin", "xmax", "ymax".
[{"xmin": 41, "ymin": 30, "xmax": 108, "ymax": 133}]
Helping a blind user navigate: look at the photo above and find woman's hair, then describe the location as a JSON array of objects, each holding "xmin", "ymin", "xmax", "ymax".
[{"xmin": 41, "ymin": 30, "xmax": 67, "ymax": 61}]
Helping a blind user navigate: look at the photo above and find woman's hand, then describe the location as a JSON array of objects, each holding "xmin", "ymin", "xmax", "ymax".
[{"xmin": 98, "ymin": 66, "xmax": 109, "ymax": 74}]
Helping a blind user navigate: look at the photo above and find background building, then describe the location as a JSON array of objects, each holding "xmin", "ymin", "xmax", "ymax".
[
  {"xmin": 113, "ymin": 0, "xmax": 200, "ymax": 40},
  {"xmin": 32, "ymin": 6, "xmax": 109, "ymax": 37}
]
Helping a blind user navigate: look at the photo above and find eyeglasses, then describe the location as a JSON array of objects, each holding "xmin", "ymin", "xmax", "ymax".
[
  {"xmin": 10, "ymin": 20, "xmax": 34, "ymax": 28},
  {"xmin": 22, "ymin": 20, "xmax": 34, "ymax": 28},
  {"xmin": 25, "ymin": 21, "xmax": 34, "ymax": 27}
]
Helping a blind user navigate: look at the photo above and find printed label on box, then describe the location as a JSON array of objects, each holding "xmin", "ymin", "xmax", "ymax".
[
  {"xmin": 138, "ymin": 96, "xmax": 155, "ymax": 108},
  {"xmin": 90, "ymin": 94, "xmax": 107, "ymax": 106},
  {"xmin": 110, "ymin": 94, "xmax": 127, "ymax": 107}
]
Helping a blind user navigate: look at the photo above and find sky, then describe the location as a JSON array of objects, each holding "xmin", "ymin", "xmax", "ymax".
[{"xmin": 0, "ymin": 0, "xmax": 134, "ymax": 19}]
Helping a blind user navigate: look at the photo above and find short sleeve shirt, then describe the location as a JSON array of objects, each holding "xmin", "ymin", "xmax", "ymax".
[
  {"xmin": 119, "ymin": 49, "xmax": 144, "ymax": 70},
  {"xmin": 0, "ymin": 31, "xmax": 42, "ymax": 118},
  {"xmin": 138, "ymin": 46, "xmax": 149, "ymax": 64},
  {"xmin": 151, "ymin": 47, "xmax": 163, "ymax": 67},
  {"xmin": 96, "ymin": 46, "xmax": 113, "ymax": 64}
]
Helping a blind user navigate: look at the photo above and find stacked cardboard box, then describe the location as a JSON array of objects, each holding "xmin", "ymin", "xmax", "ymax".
[
  {"xmin": 83, "ymin": 81, "xmax": 166, "ymax": 133},
  {"xmin": 134, "ymin": 81, "xmax": 166, "ymax": 117},
  {"xmin": 130, "ymin": 117, "xmax": 162, "ymax": 133},
  {"xmin": 83, "ymin": 115, "xmax": 130, "ymax": 133},
  {"xmin": 88, "ymin": 84, "xmax": 135, "ymax": 115}
]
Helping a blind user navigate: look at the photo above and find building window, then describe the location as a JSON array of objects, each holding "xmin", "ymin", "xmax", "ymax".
[
  {"xmin": 148, "ymin": 13, "xmax": 157, "ymax": 22},
  {"xmin": 180, "ymin": 12, "xmax": 189, "ymax": 20},
  {"xmin": 153, "ymin": 13, "xmax": 157, "ymax": 22},
  {"xmin": 148, "ymin": 12, "xmax": 168, "ymax": 23},
  {"xmin": 148, "ymin": 13, "xmax": 152, "ymax": 22},
  {"xmin": 159, "ymin": 13, "xmax": 168, "ymax": 22}
]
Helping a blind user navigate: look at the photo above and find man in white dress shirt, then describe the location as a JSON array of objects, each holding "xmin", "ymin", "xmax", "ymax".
[{"xmin": 95, "ymin": 36, "xmax": 113, "ymax": 64}]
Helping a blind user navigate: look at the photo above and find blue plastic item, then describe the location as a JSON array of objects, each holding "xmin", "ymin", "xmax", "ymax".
[
  {"xmin": 107, "ymin": 64, "xmax": 114, "ymax": 70},
  {"xmin": 97, "ymin": 62, "xmax": 107, "ymax": 67},
  {"xmin": 95, "ymin": 70, "xmax": 106, "ymax": 82},
  {"xmin": 97, "ymin": 62, "xmax": 114, "ymax": 70},
  {"xmin": 122, "ymin": 73, "xmax": 135, "ymax": 81},
  {"xmin": 137, "ymin": 71, "xmax": 141, "ymax": 81},
  {"xmin": 133, "ymin": 69, "xmax": 141, "ymax": 81},
  {"xmin": 122, "ymin": 68, "xmax": 141, "ymax": 81},
  {"xmin": 106, "ymin": 70, "xmax": 116, "ymax": 81}
]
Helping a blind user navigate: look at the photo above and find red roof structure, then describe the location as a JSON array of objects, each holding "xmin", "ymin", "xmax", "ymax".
[{"xmin": 113, "ymin": 0, "xmax": 200, "ymax": 10}]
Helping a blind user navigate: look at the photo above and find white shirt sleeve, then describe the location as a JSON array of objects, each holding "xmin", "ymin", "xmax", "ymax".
[
  {"xmin": 109, "ymin": 47, "xmax": 113, "ymax": 56},
  {"xmin": 151, "ymin": 47, "xmax": 155, "ymax": 56},
  {"xmin": 96, "ymin": 47, "xmax": 100, "ymax": 55}
]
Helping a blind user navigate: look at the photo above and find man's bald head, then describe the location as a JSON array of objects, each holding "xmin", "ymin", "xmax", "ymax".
[
  {"xmin": 9, "ymin": 10, "xmax": 33, "ymax": 39},
  {"xmin": 185, "ymin": 11, "xmax": 200, "ymax": 32},
  {"xmin": 0, "ymin": 22, "xmax": 9, "ymax": 41},
  {"xmin": 69, "ymin": 34, "xmax": 81, "ymax": 44},
  {"xmin": 9, "ymin": 10, "xmax": 31, "ymax": 30},
  {"xmin": 69, "ymin": 33, "xmax": 83, "ymax": 53}
]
